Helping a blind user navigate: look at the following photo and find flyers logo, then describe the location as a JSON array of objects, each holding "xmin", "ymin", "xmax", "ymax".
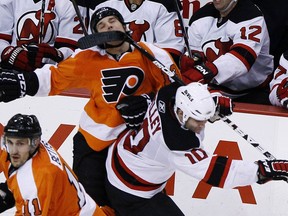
[
  {"xmin": 101, "ymin": 67, "xmax": 145, "ymax": 103},
  {"xmin": 203, "ymin": 38, "xmax": 233, "ymax": 62},
  {"xmin": 128, "ymin": 20, "xmax": 150, "ymax": 42}
]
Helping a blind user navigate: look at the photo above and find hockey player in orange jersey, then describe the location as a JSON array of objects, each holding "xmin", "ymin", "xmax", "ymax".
[
  {"xmin": 0, "ymin": 6, "xmax": 181, "ymax": 214},
  {"xmin": 0, "ymin": 113, "xmax": 106, "ymax": 216}
]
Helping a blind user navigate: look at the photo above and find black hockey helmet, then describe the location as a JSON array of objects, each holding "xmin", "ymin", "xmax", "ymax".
[
  {"xmin": 4, "ymin": 114, "xmax": 42, "ymax": 138},
  {"xmin": 90, "ymin": 7, "xmax": 125, "ymax": 34}
]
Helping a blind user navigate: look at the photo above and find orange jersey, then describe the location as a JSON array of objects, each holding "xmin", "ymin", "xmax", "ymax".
[
  {"xmin": 35, "ymin": 41, "xmax": 181, "ymax": 151},
  {"xmin": 0, "ymin": 141, "xmax": 105, "ymax": 216}
]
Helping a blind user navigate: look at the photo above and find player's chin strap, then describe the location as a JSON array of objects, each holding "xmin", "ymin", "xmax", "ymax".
[{"xmin": 219, "ymin": 0, "xmax": 238, "ymax": 14}]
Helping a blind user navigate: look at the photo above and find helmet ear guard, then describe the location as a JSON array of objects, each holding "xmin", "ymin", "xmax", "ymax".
[{"xmin": 174, "ymin": 83, "xmax": 216, "ymax": 127}]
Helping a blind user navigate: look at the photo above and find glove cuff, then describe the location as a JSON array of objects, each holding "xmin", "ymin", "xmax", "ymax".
[{"xmin": 256, "ymin": 160, "xmax": 273, "ymax": 184}]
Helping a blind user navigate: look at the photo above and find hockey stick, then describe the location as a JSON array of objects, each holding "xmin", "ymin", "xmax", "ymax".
[
  {"xmin": 221, "ymin": 115, "xmax": 276, "ymax": 160},
  {"xmin": 39, "ymin": 0, "xmax": 46, "ymax": 43},
  {"xmin": 172, "ymin": 0, "xmax": 192, "ymax": 58},
  {"xmin": 70, "ymin": 0, "xmax": 88, "ymax": 36},
  {"xmin": 78, "ymin": 31, "xmax": 277, "ymax": 159},
  {"xmin": 78, "ymin": 31, "xmax": 126, "ymax": 49}
]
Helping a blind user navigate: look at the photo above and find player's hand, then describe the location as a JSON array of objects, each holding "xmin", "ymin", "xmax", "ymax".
[
  {"xmin": 179, "ymin": 52, "xmax": 204, "ymax": 72},
  {"xmin": 34, "ymin": 43, "xmax": 64, "ymax": 63},
  {"xmin": 1, "ymin": 46, "xmax": 37, "ymax": 72},
  {"xmin": 257, "ymin": 160, "xmax": 288, "ymax": 184},
  {"xmin": 0, "ymin": 182, "xmax": 15, "ymax": 213},
  {"xmin": 209, "ymin": 91, "xmax": 233, "ymax": 123},
  {"xmin": 181, "ymin": 61, "xmax": 218, "ymax": 84},
  {"xmin": 116, "ymin": 93, "xmax": 154, "ymax": 129},
  {"xmin": 0, "ymin": 70, "xmax": 27, "ymax": 102},
  {"xmin": 276, "ymin": 77, "xmax": 288, "ymax": 108}
]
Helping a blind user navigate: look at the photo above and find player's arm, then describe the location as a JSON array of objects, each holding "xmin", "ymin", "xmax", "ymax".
[
  {"xmin": 173, "ymin": 151, "xmax": 288, "ymax": 189},
  {"xmin": 210, "ymin": 16, "xmax": 268, "ymax": 85},
  {"xmin": 269, "ymin": 51, "xmax": 288, "ymax": 108},
  {"xmin": 185, "ymin": 15, "xmax": 268, "ymax": 85}
]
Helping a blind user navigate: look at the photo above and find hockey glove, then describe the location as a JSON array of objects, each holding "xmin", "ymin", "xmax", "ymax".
[
  {"xmin": 209, "ymin": 92, "xmax": 233, "ymax": 123},
  {"xmin": 0, "ymin": 182, "xmax": 15, "ymax": 213},
  {"xmin": 179, "ymin": 52, "xmax": 205, "ymax": 72},
  {"xmin": 0, "ymin": 70, "xmax": 39, "ymax": 102},
  {"xmin": 257, "ymin": 160, "xmax": 288, "ymax": 184},
  {"xmin": 181, "ymin": 61, "xmax": 218, "ymax": 84},
  {"xmin": 276, "ymin": 77, "xmax": 288, "ymax": 108},
  {"xmin": 33, "ymin": 43, "xmax": 64, "ymax": 63},
  {"xmin": 116, "ymin": 93, "xmax": 154, "ymax": 129},
  {"xmin": 1, "ymin": 46, "xmax": 37, "ymax": 72}
]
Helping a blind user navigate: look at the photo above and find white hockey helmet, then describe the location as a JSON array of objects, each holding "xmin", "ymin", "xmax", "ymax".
[{"xmin": 174, "ymin": 83, "xmax": 216, "ymax": 125}]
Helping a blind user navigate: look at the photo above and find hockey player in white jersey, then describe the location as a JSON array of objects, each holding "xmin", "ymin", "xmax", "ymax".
[
  {"xmin": 269, "ymin": 50, "xmax": 288, "ymax": 108},
  {"xmin": 94, "ymin": 0, "xmax": 185, "ymax": 64},
  {"xmin": 107, "ymin": 82, "xmax": 288, "ymax": 215},
  {"xmin": 181, "ymin": 0, "xmax": 274, "ymax": 104},
  {"xmin": 0, "ymin": 0, "xmax": 86, "ymax": 72}
]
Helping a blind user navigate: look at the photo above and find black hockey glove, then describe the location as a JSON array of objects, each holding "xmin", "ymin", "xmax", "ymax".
[
  {"xmin": 257, "ymin": 160, "xmax": 288, "ymax": 184},
  {"xmin": 209, "ymin": 91, "xmax": 233, "ymax": 123},
  {"xmin": 116, "ymin": 93, "xmax": 155, "ymax": 129},
  {"xmin": 0, "ymin": 70, "xmax": 39, "ymax": 102},
  {"xmin": 0, "ymin": 182, "xmax": 15, "ymax": 213}
]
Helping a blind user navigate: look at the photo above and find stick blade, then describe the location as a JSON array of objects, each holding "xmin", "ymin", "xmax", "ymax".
[{"xmin": 77, "ymin": 31, "xmax": 127, "ymax": 49}]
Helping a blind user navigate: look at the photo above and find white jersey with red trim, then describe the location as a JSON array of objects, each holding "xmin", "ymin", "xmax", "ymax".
[
  {"xmin": 0, "ymin": 141, "xmax": 104, "ymax": 216},
  {"xmin": 94, "ymin": 0, "xmax": 184, "ymax": 56},
  {"xmin": 187, "ymin": 0, "xmax": 273, "ymax": 96},
  {"xmin": 106, "ymin": 82, "xmax": 258, "ymax": 199},
  {"xmin": 0, "ymin": 0, "xmax": 87, "ymax": 61},
  {"xmin": 269, "ymin": 51, "xmax": 288, "ymax": 107}
]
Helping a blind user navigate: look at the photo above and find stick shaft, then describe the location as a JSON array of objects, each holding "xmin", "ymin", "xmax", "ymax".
[
  {"xmin": 39, "ymin": 0, "xmax": 46, "ymax": 43},
  {"xmin": 221, "ymin": 115, "xmax": 276, "ymax": 160},
  {"xmin": 172, "ymin": 0, "xmax": 192, "ymax": 58}
]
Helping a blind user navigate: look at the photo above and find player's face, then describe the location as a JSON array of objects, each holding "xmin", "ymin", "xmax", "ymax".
[
  {"xmin": 96, "ymin": 16, "xmax": 125, "ymax": 33},
  {"xmin": 185, "ymin": 118, "xmax": 207, "ymax": 134},
  {"xmin": 96, "ymin": 16, "xmax": 126, "ymax": 47},
  {"xmin": 5, "ymin": 137, "xmax": 31, "ymax": 168},
  {"xmin": 213, "ymin": 0, "xmax": 234, "ymax": 12}
]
